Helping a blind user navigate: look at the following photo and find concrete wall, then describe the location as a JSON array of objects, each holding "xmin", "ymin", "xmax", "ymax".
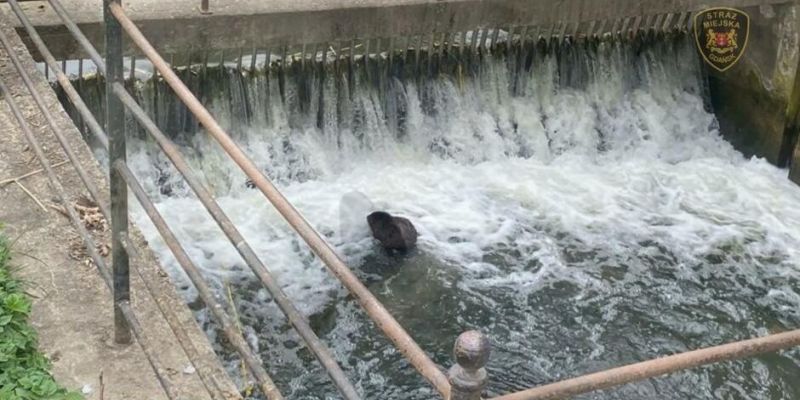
[
  {"xmin": 708, "ymin": 2, "xmax": 800, "ymax": 171},
  {"xmin": 0, "ymin": 0, "xmax": 793, "ymax": 59}
]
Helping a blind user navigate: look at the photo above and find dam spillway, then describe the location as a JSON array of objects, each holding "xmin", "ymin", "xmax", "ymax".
[{"xmin": 51, "ymin": 29, "xmax": 800, "ymax": 399}]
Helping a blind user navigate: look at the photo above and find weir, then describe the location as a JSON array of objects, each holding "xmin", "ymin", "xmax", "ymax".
[
  {"xmin": 4, "ymin": 0, "xmax": 800, "ymax": 400},
  {"xmin": 8, "ymin": 0, "xmax": 800, "ymax": 181}
]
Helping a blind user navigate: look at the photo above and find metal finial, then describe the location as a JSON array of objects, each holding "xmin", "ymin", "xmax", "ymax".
[{"xmin": 449, "ymin": 331, "xmax": 491, "ymax": 400}]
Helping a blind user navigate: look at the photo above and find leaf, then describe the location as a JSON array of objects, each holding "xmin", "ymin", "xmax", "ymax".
[{"xmin": 4, "ymin": 294, "xmax": 30, "ymax": 315}]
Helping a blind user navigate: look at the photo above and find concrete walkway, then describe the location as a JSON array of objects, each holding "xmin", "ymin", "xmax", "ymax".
[{"xmin": 0, "ymin": 13, "xmax": 239, "ymax": 400}]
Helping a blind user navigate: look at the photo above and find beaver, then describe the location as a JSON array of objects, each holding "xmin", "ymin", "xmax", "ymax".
[{"xmin": 367, "ymin": 211, "xmax": 418, "ymax": 252}]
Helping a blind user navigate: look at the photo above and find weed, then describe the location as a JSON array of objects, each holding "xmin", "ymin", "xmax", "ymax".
[{"xmin": 0, "ymin": 233, "xmax": 82, "ymax": 400}]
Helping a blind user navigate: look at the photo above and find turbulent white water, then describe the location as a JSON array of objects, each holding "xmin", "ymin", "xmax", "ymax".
[{"xmin": 66, "ymin": 36, "xmax": 800, "ymax": 398}]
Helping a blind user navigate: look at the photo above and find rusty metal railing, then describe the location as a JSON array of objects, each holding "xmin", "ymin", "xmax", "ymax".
[
  {"xmin": 6, "ymin": 1, "xmax": 800, "ymax": 399},
  {"xmin": 107, "ymin": 2, "xmax": 453, "ymax": 396},
  {"xmin": 4, "ymin": 0, "xmax": 286, "ymax": 398},
  {"xmin": 0, "ymin": 44, "xmax": 182, "ymax": 400}
]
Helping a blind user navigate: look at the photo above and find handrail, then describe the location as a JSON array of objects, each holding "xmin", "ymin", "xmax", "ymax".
[
  {"xmin": 39, "ymin": 1, "xmax": 361, "ymax": 397},
  {"xmin": 0, "ymin": 74, "xmax": 178, "ymax": 399},
  {"xmin": 490, "ymin": 328, "xmax": 800, "ymax": 400},
  {"xmin": 3, "ymin": 1, "xmax": 280, "ymax": 397},
  {"xmin": 0, "ymin": 21, "xmax": 236, "ymax": 398},
  {"xmin": 107, "ymin": 3, "xmax": 453, "ymax": 396}
]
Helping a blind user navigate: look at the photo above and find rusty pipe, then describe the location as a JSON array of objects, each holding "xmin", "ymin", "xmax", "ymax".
[
  {"xmin": 0, "ymin": 23, "xmax": 110, "ymax": 221},
  {"xmin": 7, "ymin": 0, "xmax": 109, "ymax": 150},
  {"xmin": 108, "ymin": 3, "xmax": 451, "ymax": 396},
  {"xmin": 491, "ymin": 328, "xmax": 800, "ymax": 400},
  {"xmin": 0, "ymin": 75, "xmax": 177, "ymax": 399}
]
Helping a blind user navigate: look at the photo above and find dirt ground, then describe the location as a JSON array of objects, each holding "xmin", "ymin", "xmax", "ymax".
[{"xmin": 0, "ymin": 11, "xmax": 239, "ymax": 400}]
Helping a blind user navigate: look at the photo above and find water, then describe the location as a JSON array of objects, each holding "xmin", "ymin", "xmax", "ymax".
[{"xmin": 61, "ymin": 35, "xmax": 800, "ymax": 399}]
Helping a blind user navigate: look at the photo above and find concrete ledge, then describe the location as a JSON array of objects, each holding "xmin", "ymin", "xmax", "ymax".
[{"xmin": 0, "ymin": 0, "xmax": 794, "ymax": 60}]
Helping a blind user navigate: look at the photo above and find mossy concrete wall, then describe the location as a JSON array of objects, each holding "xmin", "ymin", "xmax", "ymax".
[{"xmin": 706, "ymin": 2, "xmax": 800, "ymax": 177}]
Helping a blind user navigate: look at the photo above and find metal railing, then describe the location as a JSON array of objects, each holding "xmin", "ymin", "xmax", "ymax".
[
  {"xmin": 4, "ymin": 1, "xmax": 800, "ymax": 399},
  {"xmin": 2, "ymin": 0, "xmax": 454, "ymax": 399}
]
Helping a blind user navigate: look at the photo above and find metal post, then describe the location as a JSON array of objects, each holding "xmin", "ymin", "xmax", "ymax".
[
  {"xmin": 200, "ymin": 0, "xmax": 210, "ymax": 14},
  {"xmin": 449, "ymin": 331, "xmax": 491, "ymax": 400},
  {"xmin": 105, "ymin": 0, "xmax": 131, "ymax": 345}
]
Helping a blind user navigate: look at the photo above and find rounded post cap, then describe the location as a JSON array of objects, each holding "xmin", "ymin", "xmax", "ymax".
[{"xmin": 454, "ymin": 330, "xmax": 491, "ymax": 370}]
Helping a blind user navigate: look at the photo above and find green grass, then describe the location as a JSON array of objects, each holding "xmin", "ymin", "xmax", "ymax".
[{"xmin": 0, "ymin": 232, "xmax": 82, "ymax": 400}]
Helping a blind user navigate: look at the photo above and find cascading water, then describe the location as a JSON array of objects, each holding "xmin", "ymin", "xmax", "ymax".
[{"xmin": 61, "ymin": 34, "xmax": 800, "ymax": 399}]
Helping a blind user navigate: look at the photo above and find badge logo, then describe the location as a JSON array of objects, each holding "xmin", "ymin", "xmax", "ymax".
[{"xmin": 694, "ymin": 7, "xmax": 750, "ymax": 72}]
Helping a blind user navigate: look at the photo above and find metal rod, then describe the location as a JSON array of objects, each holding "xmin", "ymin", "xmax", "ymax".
[
  {"xmin": 111, "ymin": 80, "xmax": 360, "ymax": 400},
  {"xmin": 108, "ymin": 4, "xmax": 451, "ymax": 396},
  {"xmin": 115, "ymin": 161, "xmax": 284, "ymax": 400},
  {"xmin": 105, "ymin": 0, "xmax": 131, "ymax": 345},
  {"xmin": 7, "ymin": 0, "xmax": 108, "ymax": 150},
  {"xmin": 5, "ymin": 7, "xmax": 229, "ymax": 398},
  {"xmin": 349, "ymin": 39, "xmax": 355, "ymax": 66},
  {"xmin": 129, "ymin": 54, "xmax": 136, "ymax": 81},
  {"xmin": 0, "ymin": 75, "xmax": 178, "ymax": 400},
  {"xmin": 47, "ymin": 0, "xmax": 105, "ymax": 71},
  {"xmin": 0, "ymin": 18, "xmax": 110, "ymax": 221},
  {"xmin": 490, "ymin": 329, "xmax": 800, "ymax": 400},
  {"xmin": 6, "ymin": 6, "xmax": 247, "ymax": 398}
]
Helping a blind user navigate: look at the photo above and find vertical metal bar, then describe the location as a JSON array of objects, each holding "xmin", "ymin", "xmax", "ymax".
[
  {"xmin": 129, "ymin": 55, "xmax": 135, "ymax": 81},
  {"xmin": 349, "ymin": 38, "xmax": 355, "ymax": 66},
  {"xmin": 104, "ymin": 0, "xmax": 131, "ymax": 345},
  {"xmin": 387, "ymin": 36, "xmax": 395, "ymax": 71},
  {"xmin": 448, "ymin": 331, "xmax": 491, "ymax": 400},
  {"xmin": 414, "ymin": 34, "xmax": 422, "ymax": 71},
  {"xmin": 479, "ymin": 28, "xmax": 490, "ymax": 52},
  {"xmin": 250, "ymin": 47, "xmax": 257, "ymax": 71},
  {"xmin": 436, "ymin": 32, "xmax": 446, "ymax": 60},
  {"xmin": 490, "ymin": 28, "xmax": 501, "ymax": 52},
  {"xmin": 201, "ymin": 0, "xmax": 209, "ymax": 13}
]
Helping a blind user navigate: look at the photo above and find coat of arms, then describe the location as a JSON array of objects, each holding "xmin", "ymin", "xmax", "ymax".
[{"xmin": 694, "ymin": 8, "xmax": 750, "ymax": 72}]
